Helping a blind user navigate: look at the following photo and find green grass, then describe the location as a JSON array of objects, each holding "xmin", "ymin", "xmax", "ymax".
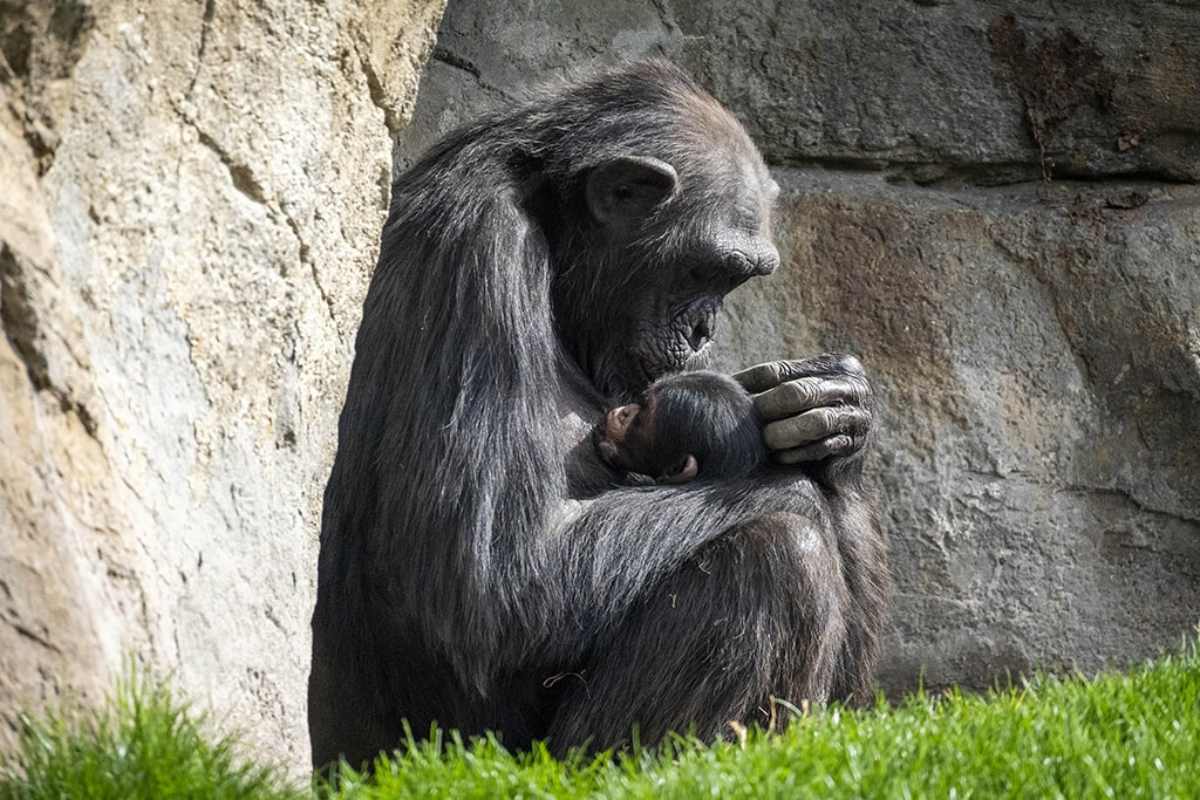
[
  {"xmin": 0, "ymin": 672, "xmax": 299, "ymax": 800},
  {"xmin": 3, "ymin": 644, "xmax": 1199, "ymax": 799}
]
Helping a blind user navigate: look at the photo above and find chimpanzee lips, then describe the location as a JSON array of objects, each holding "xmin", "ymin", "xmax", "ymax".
[
  {"xmin": 683, "ymin": 298, "xmax": 721, "ymax": 353},
  {"xmin": 626, "ymin": 297, "xmax": 723, "ymax": 389}
]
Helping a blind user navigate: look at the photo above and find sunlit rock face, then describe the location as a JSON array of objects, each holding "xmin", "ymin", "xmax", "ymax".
[{"xmin": 0, "ymin": 0, "xmax": 446, "ymax": 771}]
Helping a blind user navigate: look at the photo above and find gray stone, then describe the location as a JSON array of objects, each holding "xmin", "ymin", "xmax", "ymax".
[
  {"xmin": 674, "ymin": 1, "xmax": 1200, "ymax": 181},
  {"xmin": 403, "ymin": 0, "xmax": 1200, "ymax": 181},
  {"xmin": 0, "ymin": 0, "xmax": 445, "ymax": 772}
]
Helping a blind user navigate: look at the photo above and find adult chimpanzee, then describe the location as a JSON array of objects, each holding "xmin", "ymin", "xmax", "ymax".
[
  {"xmin": 309, "ymin": 60, "xmax": 887, "ymax": 770},
  {"xmin": 594, "ymin": 370, "xmax": 765, "ymax": 484}
]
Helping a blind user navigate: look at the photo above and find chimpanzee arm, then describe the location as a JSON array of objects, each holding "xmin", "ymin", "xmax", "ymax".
[
  {"xmin": 540, "ymin": 473, "xmax": 831, "ymax": 655},
  {"xmin": 733, "ymin": 354, "xmax": 874, "ymax": 488},
  {"xmin": 729, "ymin": 355, "xmax": 888, "ymax": 704},
  {"xmin": 825, "ymin": 486, "xmax": 889, "ymax": 704}
]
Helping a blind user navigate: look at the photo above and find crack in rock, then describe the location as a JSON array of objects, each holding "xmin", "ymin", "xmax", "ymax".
[
  {"xmin": 968, "ymin": 467, "xmax": 1200, "ymax": 527},
  {"xmin": 353, "ymin": 35, "xmax": 403, "ymax": 137},
  {"xmin": 431, "ymin": 45, "xmax": 480, "ymax": 79},
  {"xmin": 282, "ymin": 213, "xmax": 336, "ymax": 326},
  {"xmin": 1062, "ymin": 484, "xmax": 1200, "ymax": 527},
  {"xmin": 0, "ymin": 243, "xmax": 98, "ymax": 437},
  {"xmin": 189, "ymin": 121, "xmax": 269, "ymax": 205},
  {"xmin": 430, "ymin": 45, "xmax": 511, "ymax": 99},
  {"xmin": 2, "ymin": 616, "xmax": 63, "ymax": 655},
  {"xmin": 185, "ymin": 0, "xmax": 216, "ymax": 100},
  {"xmin": 648, "ymin": 0, "xmax": 678, "ymax": 33},
  {"xmin": 170, "ymin": 107, "xmax": 335, "ymax": 326}
]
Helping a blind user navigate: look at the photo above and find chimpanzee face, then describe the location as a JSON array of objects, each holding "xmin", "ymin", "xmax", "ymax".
[
  {"xmin": 549, "ymin": 103, "xmax": 780, "ymax": 401},
  {"xmin": 593, "ymin": 154, "xmax": 778, "ymax": 397},
  {"xmin": 593, "ymin": 393, "xmax": 653, "ymax": 472}
]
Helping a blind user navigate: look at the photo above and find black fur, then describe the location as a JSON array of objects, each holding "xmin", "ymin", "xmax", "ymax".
[
  {"xmin": 308, "ymin": 61, "xmax": 888, "ymax": 770},
  {"xmin": 605, "ymin": 370, "xmax": 765, "ymax": 481}
]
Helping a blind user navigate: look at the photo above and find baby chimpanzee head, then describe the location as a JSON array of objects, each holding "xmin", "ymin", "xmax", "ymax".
[{"xmin": 594, "ymin": 370, "xmax": 766, "ymax": 483}]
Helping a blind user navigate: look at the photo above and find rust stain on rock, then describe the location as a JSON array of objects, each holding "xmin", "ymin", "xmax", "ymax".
[{"xmin": 989, "ymin": 15, "xmax": 1116, "ymax": 178}]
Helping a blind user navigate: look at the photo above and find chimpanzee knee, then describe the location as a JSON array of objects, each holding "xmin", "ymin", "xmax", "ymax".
[{"xmin": 546, "ymin": 512, "xmax": 848, "ymax": 754}]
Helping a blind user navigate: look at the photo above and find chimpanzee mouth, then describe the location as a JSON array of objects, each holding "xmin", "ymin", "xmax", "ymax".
[
  {"xmin": 681, "ymin": 297, "xmax": 721, "ymax": 354},
  {"xmin": 626, "ymin": 298, "xmax": 723, "ymax": 390}
]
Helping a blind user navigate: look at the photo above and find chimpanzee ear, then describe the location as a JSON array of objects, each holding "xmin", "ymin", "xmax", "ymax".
[
  {"xmin": 586, "ymin": 156, "xmax": 679, "ymax": 227},
  {"xmin": 657, "ymin": 454, "xmax": 699, "ymax": 485}
]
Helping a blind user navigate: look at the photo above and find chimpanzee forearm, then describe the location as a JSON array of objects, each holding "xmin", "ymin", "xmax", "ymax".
[{"xmin": 826, "ymin": 488, "xmax": 889, "ymax": 703}]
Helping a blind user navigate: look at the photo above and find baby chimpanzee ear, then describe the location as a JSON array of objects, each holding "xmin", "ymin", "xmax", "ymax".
[{"xmin": 657, "ymin": 454, "xmax": 699, "ymax": 485}]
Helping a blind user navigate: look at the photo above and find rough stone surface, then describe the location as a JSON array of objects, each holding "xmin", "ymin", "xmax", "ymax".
[
  {"xmin": 675, "ymin": 1, "xmax": 1200, "ymax": 182},
  {"xmin": 400, "ymin": 0, "xmax": 1200, "ymax": 693},
  {"xmin": 402, "ymin": 1, "xmax": 1200, "ymax": 183},
  {"xmin": 0, "ymin": 0, "xmax": 445, "ymax": 770}
]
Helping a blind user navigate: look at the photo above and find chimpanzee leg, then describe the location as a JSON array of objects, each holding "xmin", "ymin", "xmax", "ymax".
[{"xmin": 546, "ymin": 513, "xmax": 849, "ymax": 753}]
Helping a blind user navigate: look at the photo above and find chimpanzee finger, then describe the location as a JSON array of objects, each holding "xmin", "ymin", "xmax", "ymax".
[
  {"xmin": 754, "ymin": 376, "xmax": 868, "ymax": 421},
  {"xmin": 763, "ymin": 406, "xmax": 870, "ymax": 452},
  {"xmin": 734, "ymin": 354, "xmax": 865, "ymax": 393},
  {"xmin": 774, "ymin": 435, "xmax": 855, "ymax": 464}
]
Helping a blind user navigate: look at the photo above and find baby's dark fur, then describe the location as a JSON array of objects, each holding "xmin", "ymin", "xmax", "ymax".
[{"xmin": 597, "ymin": 371, "xmax": 766, "ymax": 482}]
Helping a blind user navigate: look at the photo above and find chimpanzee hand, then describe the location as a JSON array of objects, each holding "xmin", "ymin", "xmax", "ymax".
[{"xmin": 733, "ymin": 354, "xmax": 873, "ymax": 486}]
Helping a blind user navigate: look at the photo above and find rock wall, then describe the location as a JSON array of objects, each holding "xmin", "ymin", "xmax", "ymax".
[
  {"xmin": 0, "ymin": 0, "xmax": 445, "ymax": 770},
  {"xmin": 401, "ymin": 0, "xmax": 1200, "ymax": 693}
]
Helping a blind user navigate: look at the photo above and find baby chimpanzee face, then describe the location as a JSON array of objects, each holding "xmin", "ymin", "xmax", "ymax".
[
  {"xmin": 594, "ymin": 392, "xmax": 672, "ymax": 478},
  {"xmin": 593, "ymin": 371, "xmax": 765, "ymax": 484}
]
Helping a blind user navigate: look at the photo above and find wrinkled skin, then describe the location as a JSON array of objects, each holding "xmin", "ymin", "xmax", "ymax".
[{"xmin": 738, "ymin": 354, "xmax": 875, "ymax": 482}]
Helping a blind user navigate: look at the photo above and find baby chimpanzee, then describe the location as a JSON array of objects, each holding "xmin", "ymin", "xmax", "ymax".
[{"xmin": 594, "ymin": 371, "xmax": 766, "ymax": 484}]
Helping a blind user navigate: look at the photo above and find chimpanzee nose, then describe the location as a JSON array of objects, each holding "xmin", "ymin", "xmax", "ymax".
[
  {"xmin": 722, "ymin": 243, "xmax": 779, "ymax": 287},
  {"xmin": 750, "ymin": 242, "xmax": 780, "ymax": 276}
]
